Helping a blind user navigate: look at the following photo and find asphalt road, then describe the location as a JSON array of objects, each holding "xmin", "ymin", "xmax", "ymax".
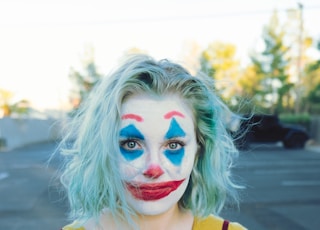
[
  {"xmin": 0, "ymin": 142, "xmax": 68, "ymax": 230},
  {"xmin": 0, "ymin": 142, "xmax": 319, "ymax": 230},
  {"xmin": 222, "ymin": 144, "xmax": 320, "ymax": 230}
]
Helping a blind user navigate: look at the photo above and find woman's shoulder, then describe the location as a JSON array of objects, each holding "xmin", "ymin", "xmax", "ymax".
[
  {"xmin": 61, "ymin": 212, "xmax": 116, "ymax": 230},
  {"xmin": 61, "ymin": 221, "xmax": 85, "ymax": 230},
  {"xmin": 61, "ymin": 218, "xmax": 100, "ymax": 230},
  {"xmin": 193, "ymin": 214, "xmax": 247, "ymax": 230}
]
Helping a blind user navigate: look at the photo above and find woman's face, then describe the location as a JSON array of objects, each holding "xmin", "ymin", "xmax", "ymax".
[{"xmin": 118, "ymin": 93, "xmax": 198, "ymax": 216}]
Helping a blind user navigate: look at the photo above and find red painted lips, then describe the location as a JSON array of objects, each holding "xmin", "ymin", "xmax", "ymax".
[{"xmin": 126, "ymin": 179, "xmax": 185, "ymax": 201}]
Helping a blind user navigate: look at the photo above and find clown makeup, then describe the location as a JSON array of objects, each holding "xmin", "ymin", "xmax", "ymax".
[{"xmin": 118, "ymin": 94, "xmax": 198, "ymax": 216}]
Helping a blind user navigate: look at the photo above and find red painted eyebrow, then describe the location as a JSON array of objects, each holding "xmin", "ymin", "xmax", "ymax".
[
  {"xmin": 121, "ymin": 114, "xmax": 144, "ymax": 122},
  {"xmin": 164, "ymin": 110, "xmax": 185, "ymax": 119}
]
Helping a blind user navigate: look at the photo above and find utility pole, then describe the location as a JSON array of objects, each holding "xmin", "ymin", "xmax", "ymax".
[{"xmin": 295, "ymin": 2, "xmax": 303, "ymax": 113}]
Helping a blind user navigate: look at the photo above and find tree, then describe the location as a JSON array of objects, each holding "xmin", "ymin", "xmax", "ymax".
[
  {"xmin": 303, "ymin": 39, "xmax": 320, "ymax": 113},
  {"xmin": 69, "ymin": 46, "xmax": 103, "ymax": 110},
  {"xmin": 237, "ymin": 64, "xmax": 265, "ymax": 113},
  {"xmin": 250, "ymin": 11, "xmax": 293, "ymax": 114},
  {"xmin": 199, "ymin": 42, "xmax": 241, "ymax": 104},
  {"xmin": 0, "ymin": 88, "xmax": 30, "ymax": 117},
  {"xmin": 283, "ymin": 6, "xmax": 314, "ymax": 113}
]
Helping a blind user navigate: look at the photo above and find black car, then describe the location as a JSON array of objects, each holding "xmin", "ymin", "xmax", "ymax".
[{"xmin": 232, "ymin": 114, "xmax": 310, "ymax": 149}]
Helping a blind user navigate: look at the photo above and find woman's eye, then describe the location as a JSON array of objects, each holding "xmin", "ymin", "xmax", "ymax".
[
  {"xmin": 126, "ymin": 141, "xmax": 136, "ymax": 149},
  {"xmin": 168, "ymin": 141, "xmax": 183, "ymax": 150},
  {"xmin": 121, "ymin": 140, "xmax": 140, "ymax": 150}
]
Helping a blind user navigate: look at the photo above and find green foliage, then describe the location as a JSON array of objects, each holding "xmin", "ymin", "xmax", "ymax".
[
  {"xmin": 199, "ymin": 42, "xmax": 241, "ymax": 105},
  {"xmin": 309, "ymin": 69, "xmax": 320, "ymax": 112},
  {"xmin": 308, "ymin": 83, "xmax": 320, "ymax": 103},
  {"xmin": 199, "ymin": 55, "xmax": 216, "ymax": 78},
  {"xmin": 303, "ymin": 41, "xmax": 320, "ymax": 113},
  {"xmin": 0, "ymin": 89, "xmax": 30, "ymax": 117},
  {"xmin": 306, "ymin": 60, "xmax": 320, "ymax": 73},
  {"xmin": 279, "ymin": 113, "xmax": 311, "ymax": 124},
  {"xmin": 250, "ymin": 11, "xmax": 293, "ymax": 114},
  {"xmin": 279, "ymin": 113, "xmax": 311, "ymax": 130},
  {"xmin": 69, "ymin": 47, "xmax": 103, "ymax": 110},
  {"xmin": 10, "ymin": 100, "xmax": 30, "ymax": 116}
]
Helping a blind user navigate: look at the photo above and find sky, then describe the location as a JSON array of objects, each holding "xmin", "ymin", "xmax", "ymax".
[{"xmin": 0, "ymin": 0, "xmax": 320, "ymax": 112}]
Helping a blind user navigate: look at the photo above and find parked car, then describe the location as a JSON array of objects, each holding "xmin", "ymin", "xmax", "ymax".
[{"xmin": 231, "ymin": 114, "xmax": 310, "ymax": 149}]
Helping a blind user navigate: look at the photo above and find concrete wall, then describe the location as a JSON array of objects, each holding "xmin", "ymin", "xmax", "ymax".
[{"xmin": 0, "ymin": 117, "xmax": 61, "ymax": 151}]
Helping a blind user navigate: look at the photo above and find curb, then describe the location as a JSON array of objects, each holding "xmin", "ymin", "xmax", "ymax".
[{"xmin": 306, "ymin": 140, "xmax": 320, "ymax": 153}]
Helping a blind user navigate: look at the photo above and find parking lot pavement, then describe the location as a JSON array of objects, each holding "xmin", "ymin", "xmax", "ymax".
[
  {"xmin": 0, "ymin": 141, "xmax": 69, "ymax": 230},
  {"xmin": 1, "ymin": 141, "xmax": 320, "ymax": 230},
  {"xmin": 222, "ymin": 144, "xmax": 320, "ymax": 230},
  {"xmin": 306, "ymin": 141, "xmax": 320, "ymax": 153}
]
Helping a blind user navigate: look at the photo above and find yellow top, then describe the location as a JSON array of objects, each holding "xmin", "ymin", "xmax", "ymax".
[
  {"xmin": 62, "ymin": 214, "xmax": 247, "ymax": 230},
  {"xmin": 193, "ymin": 214, "xmax": 247, "ymax": 230}
]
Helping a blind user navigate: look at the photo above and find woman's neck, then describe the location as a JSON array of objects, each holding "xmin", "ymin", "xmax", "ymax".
[
  {"xmin": 135, "ymin": 204, "xmax": 194, "ymax": 230},
  {"xmin": 86, "ymin": 205, "xmax": 194, "ymax": 230}
]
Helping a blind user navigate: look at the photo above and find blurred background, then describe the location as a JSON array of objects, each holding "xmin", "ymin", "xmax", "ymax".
[
  {"xmin": 1, "ymin": 0, "xmax": 320, "ymax": 149},
  {"xmin": 0, "ymin": 0, "xmax": 320, "ymax": 229}
]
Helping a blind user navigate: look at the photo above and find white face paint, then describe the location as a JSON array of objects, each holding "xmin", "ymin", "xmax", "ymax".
[{"xmin": 119, "ymin": 94, "xmax": 198, "ymax": 216}]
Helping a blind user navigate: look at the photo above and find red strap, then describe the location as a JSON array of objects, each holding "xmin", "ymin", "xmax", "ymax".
[{"xmin": 222, "ymin": 220, "xmax": 229, "ymax": 230}]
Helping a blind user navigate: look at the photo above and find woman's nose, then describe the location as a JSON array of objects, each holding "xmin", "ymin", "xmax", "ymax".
[{"xmin": 143, "ymin": 164, "xmax": 164, "ymax": 179}]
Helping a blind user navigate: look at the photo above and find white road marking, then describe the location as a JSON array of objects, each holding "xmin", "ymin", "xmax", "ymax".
[
  {"xmin": 0, "ymin": 172, "xmax": 9, "ymax": 180},
  {"xmin": 254, "ymin": 168, "xmax": 320, "ymax": 174},
  {"xmin": 281, "ymin": 180, "xmax": 320, "ymax": 186}
]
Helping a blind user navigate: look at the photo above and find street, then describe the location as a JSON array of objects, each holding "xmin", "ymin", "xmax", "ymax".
[
  {"xmin": 1, "ymin": 142, "xmax": 320, "ymax": 230},
  {"xmin": 222, "ymin": 144, "xmax": 320, "ymax": 230},
  {"xmin": 0, "ymin": 142, "xmax": 68, "ymax": 230}
]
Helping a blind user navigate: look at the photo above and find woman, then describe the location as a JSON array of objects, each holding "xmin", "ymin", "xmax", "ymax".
[{"xmin": 60, "ymin": 54, "xmax": 246, "ymax": 230}]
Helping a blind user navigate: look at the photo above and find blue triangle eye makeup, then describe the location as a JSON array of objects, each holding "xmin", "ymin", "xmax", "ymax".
[
  {"xmin": 119, "ymin": 124, "xmax": 144, "ymax": 161},
  {"xmin": 120, "ymin": 124, "xmax": 145, "ymax": 140},
  {"xmin": 165, "ymin": 118, "xmax": 186, "ymax": 139},
  {"xmin": 119, "ymin": 118, "xmax": 186, "ymax": 165},
  {"xmin": 164, "ymin": 118, "xmax": 186, "ymax": 165}
]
